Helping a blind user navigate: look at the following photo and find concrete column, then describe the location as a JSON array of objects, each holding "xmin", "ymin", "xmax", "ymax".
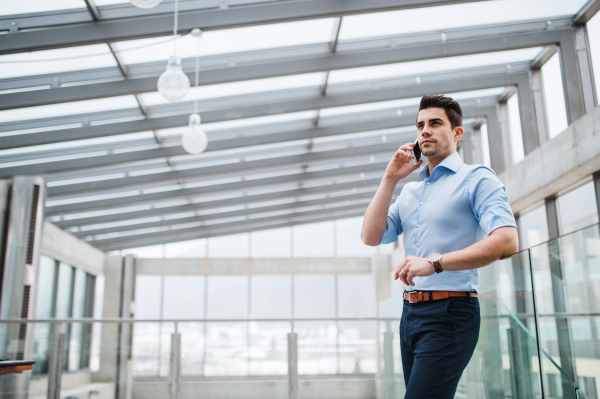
[
  {"xmin": 489, "ymin": 103, "xmax": 511, "ymax": 174},
  {"xmin": 462, "ymin": 128, "xmax": 474, "ymax": 164},
  {"xmin": 97, "ymin": 256, "xmax": 123, "ymax": 383},
  {"xmin": 477, "ymin": 265, "xmax": 507, "ymax": 399},
  {"xmin": 97, "ymin": 254, "xmax": 136, "ymax": 399},
  {"xmin": 593, "ymin": 171, "xmax": 600, "ymax": 217},
  {"xmin": 371, "ymin": 255, "xmax": 394, "ymax": 305},
  {"xmin": 118, "ymin": 254, "xmax": 135, "ymax": 399},
  {"xmin": 530, "ymin": 69, "xmax": 549, "ymax": 147},
  {"xmin": 559, "ymin": 27, "xmax": 596, "ymax": 124},
  {"xmin": 0, "ymin": 176, "xmax": 45, "ymax": 399},
  {"xmin": 544, "ymin": 196, "xmax": 577, "ymax": 397},
  {"xmin": 287, "ymin": 332, "xmax": 298, "ymax": 399},
  {"xmin": 517, "ymin": 74, "xmax": 543, "ymax": 155}
]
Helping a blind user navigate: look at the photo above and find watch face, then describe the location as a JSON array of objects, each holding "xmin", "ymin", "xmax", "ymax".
[{"xmin": 429, "ymin": 253, "xmax": 441, "ymax": 262}]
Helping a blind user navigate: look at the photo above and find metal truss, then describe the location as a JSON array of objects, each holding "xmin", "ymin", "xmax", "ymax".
[
  {"xmin": 71, "ymin": 189, "xmax": 383, "ymax": 237},
  {"xmin": 52, "ymin": 174, "xmax": 388, "ymax": 228},
  {"xmin": 0, "ymin": 99, "xmax": 494, "ymax": 178},
  {"xmin": 1, "ymin": 66, "xmax": 516, "ymax": 150},
  {"xmin": 45, "ymin": 137, "xmax": 409, "ymax": 196},
  {"xmin": 0, "ymin": 17, "xmax": 571, "ymax": 109},
  {"xmin": 89, "ymin": 201, "xmax": 372, "ymax": 248},
  {"xmin": 45, "ymin": 159, "xmax": 392, "ymax": 214},
  {"xmin": 0, "ymin": 0, "xmax": 491, "ymax": 55},
  {"xmin": 96, "ymin": 207, "xmax": 370, "ymax": 251}
]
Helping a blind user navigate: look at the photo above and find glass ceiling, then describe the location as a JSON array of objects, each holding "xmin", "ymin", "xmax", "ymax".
[
  {"xmin": 338, "ymin": 0, "xmax": 588, "ymax": 41},
  {"xmin": 113, "ymin": 18, "xmax": 337, "ymax": 65},
  {"xmin": 0, "ymin": 44, "xmax": 117, "ymax": 80},
  {"xmin": 1, "ymin": 0, "xmax": 593, "ymax": 250},
  {"xmin": 0, "ymin": 0, "xmax": 86, "ymax": 16}
]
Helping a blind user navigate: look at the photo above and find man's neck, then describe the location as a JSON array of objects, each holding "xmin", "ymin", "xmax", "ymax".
[{"xmin": 427, "ymin": 150, "xmax": 456, "ymax": 175}]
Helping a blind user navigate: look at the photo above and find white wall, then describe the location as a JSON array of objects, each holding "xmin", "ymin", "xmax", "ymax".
[{"xmin": 42, "ymin": 220, "xmax": 105, "ymax": 276}]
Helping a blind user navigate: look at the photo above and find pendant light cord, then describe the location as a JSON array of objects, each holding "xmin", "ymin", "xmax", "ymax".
[
  {"xmin": 194, "ymin": 36, "xmax": 200, "ymax": 115},
  {"xmin": 173, "ymin": 0, "xmax": 179, "ymax": 55}
]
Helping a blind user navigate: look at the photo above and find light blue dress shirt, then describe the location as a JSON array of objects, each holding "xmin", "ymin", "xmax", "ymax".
[{"xmin": 379, "ymin": 152, "xmax": 516, "ymax": 293}]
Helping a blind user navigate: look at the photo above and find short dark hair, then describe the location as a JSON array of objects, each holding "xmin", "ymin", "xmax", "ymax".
[{"xmin": 418, "ymin": 94, "xmax": 463, "ymax": 129}]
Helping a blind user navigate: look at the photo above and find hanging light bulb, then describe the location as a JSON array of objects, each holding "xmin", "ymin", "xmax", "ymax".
[
  {"xmin": 157, "ymin": 0, "xmax": 189, "ymax": 102},
  {"xmin": 181, "ymin": 28, "xmax": 208, "ymax": 155},
  {"xmin": 157, "ymin": 55, "xmax": 190, "ymax": 102},
  {"xmin": 129, "ymin": 0, "xmax": 162, "ymax": 8},
  {"xmin": 182, "ymin": 114, "xmax": 208, "ymax": 154}
]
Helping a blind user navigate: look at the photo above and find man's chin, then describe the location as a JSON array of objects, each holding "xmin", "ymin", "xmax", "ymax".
[{"xmin": 421, "ymin": 150, "xmax": 437, "ymax": 158}]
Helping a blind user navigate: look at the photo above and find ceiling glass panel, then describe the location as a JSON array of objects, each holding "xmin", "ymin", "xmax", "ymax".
[
  {"xmin": 138, "ymin": 72, "xmax": 325, "ymax": 106},
  {"xmin": 319, "ymin": 88, "xmax": 505, "ymax": 118},
  {"xmin": 0, "ymin": 44, "xmax": 117, "ymax": 79},
  {"xmin": 0, "ymin": 131, "xmax": 155, "ymax": 157},
  {"xmin": 339, "ymin": 0, "xmax": 588, "ymax": 41},
  {"xmin": 0, "ymin": 95, "xmax": 139, "ymax": 124},
  {"xmin": 94, "ymin": 0, "xmax": 128, "ymax": 4},
  {"xmin": 0, "ymin": 0, "xmax": 86, "ymax": 16},
  {"xmin": 156, "ymin": 110, "xmax": 317, "ymax": 138},
  {"xmin": 327, "ymin": 48, "xmax": 542, "ymax": 85},
  {"xmin": 114, "ymin": 18, "xmax": 336, "ymax": 65}
]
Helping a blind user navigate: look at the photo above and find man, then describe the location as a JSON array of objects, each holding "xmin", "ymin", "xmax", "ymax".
[{"xmin": 361, "ymin": 94, "xmax": 518, "ymax": 398}]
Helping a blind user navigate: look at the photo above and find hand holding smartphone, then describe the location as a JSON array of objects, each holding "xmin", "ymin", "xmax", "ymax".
[{"xmin": 408, "ymin": 138, "xmax": 421, "ymax": 166}]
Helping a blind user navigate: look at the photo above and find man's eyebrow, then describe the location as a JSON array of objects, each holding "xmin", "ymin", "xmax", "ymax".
[{"xmin": 416, "ymin": 117, "xmax": 443, "ymax": 125}]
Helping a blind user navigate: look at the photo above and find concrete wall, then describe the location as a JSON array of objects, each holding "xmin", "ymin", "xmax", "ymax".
[
  {"xmin": 136, "ymin": 257, "xmax": 372, "ymax": 275},
  {"xmin": 41, "ymin": 220, "xmax": 105, "ymax": 276},
  {"xmin": 132, "ymin": 377, "xmax": 376, "ymax": 399},
  {"xmin": 500, "ymin": 105, "xmax": 600, "ymax": 214}
]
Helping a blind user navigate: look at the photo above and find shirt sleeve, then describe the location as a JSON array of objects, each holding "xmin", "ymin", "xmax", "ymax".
[
  {"xmin": 379, "ymin": 196, "xmax": 403, "ymax": 244},
  {"xmin": 467, "ymin": 166, "xmax": 517, "ymax": 235}
]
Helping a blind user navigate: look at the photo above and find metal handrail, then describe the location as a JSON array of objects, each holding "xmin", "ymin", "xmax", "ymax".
[{"xmin": 0, "ymin": 317, "xmax": 395, "ymax": 323}]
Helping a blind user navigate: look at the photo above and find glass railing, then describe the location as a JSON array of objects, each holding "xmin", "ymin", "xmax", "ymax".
[
  {"xmin": 0, "ymin": 317, "xmax": 382, "ymax": 399},
  {"xmin": 0, "ymin": 224, "xmax": 599, "ymax": 399},
  {"xmin": 378, "ymin": 223, "xmax": 600, "ymax": 399}
]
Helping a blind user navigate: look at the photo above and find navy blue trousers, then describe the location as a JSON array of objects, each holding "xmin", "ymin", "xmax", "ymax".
[{"xmin": 400, "ymin": 297, "xmax": 480, "ymax": 399}]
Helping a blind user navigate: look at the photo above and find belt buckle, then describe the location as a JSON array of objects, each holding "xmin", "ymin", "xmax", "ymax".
[{"xmin": 408, "ymin": 293, "xmax": 419, "ymax": 304}]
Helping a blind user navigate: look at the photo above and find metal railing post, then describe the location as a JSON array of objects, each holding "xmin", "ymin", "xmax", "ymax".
[
  {"xmin": 47, "ymin": 322, "xmax": 64, "ymax": 399},
  {"xmin": 170, "ymin": 329, "xmax": 181, "ymax": 399},
  {"xmin": 287, "ymin": 332, "xmax": 298, "ymax": 399}
]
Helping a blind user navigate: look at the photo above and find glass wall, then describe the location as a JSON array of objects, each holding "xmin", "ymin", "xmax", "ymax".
[
  {"xmin": 507, "ymin": 93, "xmax": 525, "ymax": 165},
  {"xmin": 519, "ymin": 204, "xmax": 550, "ymax": 249},
  {"xmin": 31, "ymin": 255, "xmax": 96, "ymax": 375},
  {"xmin": 556, "ymin": 181, "xmax": 599, "ymax": 235},
  {"xmin": 541, "ymin": 53, "xmax": 569, "ymax": 139},
  {"xmin": 115, "ymin": 216, "xmax": 394, "ymax": 258},
  {"xmin": 587, "ymin": 11, "xmax": 600, "ymax": 104},
  {"xmin": 132, "ymin": 273, "xmax": 376, "ymax": 378}
]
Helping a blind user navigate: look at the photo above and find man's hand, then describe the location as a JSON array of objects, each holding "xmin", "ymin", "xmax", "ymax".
[
  {"xmin": 394, "ymin": 255, "xmax": 436, "ymax": 286},
  {"xmin": 384, "ymin": 142, "xmax": 423, "ymax": 182}
]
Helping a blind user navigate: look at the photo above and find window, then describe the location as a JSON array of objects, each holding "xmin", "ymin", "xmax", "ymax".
[
  {"xmin": 293, "ymin": 221, "xmax": 335, "ymax": 257},
  {"xmin": 294, "ymin": 275, "xmax": 335, "ymax": 318},
  {"xmin": 32, "ymin": 256, "xmax": 95, "ymax": 374},
  {"xmin": 557, "ymin": 181, "xmax": 599, "ymax": 235},
  {"xmin": 587, "ymin": 11, "xmax": 600, "ymax": 104},
  {"xmin": 519, "ymin": 205, "xmax": 549, "ymax": 249},
  {"xmin": 250, "ymin": 276, "xmax": 291, "ymax": 319},
  {"xmin": 507, "ymin": 94, "xmax": 525, "ymax": 165},
  {"xmin": 208, "ymin": 233, "xmax": 249, "ymax": 258},
  {"xmin": 479, "ymin": 123, "xmax": 492, "ymax": 168},
  {"xmin": 541, "ymin": 53, "xmax": 568, "ymax": 138}
]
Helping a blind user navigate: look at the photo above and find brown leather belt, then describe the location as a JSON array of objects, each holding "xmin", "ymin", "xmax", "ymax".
[{"xmin": 403, "ymin": 291, "xmax": 477, "ymax": 303}]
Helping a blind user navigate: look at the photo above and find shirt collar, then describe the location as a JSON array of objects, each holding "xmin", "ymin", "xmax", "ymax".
[{"xmin": 418, "ymin": 152, "xmax": 462, "ymax": 181}]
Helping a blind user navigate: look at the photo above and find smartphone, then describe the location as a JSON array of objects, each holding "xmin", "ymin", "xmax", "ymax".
[{"xmin": 409, "ymin": 138, "xmax": 421, "ymax": 166}]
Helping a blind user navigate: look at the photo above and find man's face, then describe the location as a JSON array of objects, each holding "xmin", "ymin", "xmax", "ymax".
[{"xmin": 416, "ymin": 107, "xmax": 459, "ymax": 158}]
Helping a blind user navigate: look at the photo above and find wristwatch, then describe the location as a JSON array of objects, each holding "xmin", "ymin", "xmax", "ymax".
[{"xmin": 428, "ymin": 253, "xmax": 443, "ymax": 273}]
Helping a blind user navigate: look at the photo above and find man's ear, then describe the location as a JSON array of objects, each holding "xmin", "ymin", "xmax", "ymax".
[{"xmin": 454, "ymin": 126, "xmax": 464, "ymax": 141}]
